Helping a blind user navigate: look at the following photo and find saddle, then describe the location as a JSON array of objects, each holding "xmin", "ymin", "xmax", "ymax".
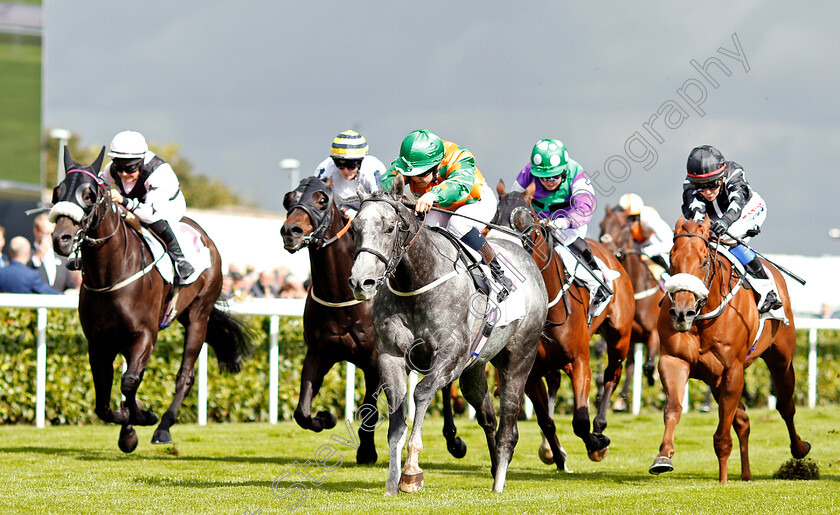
[{"xmin": 428, "ymin": 227, "xmax": 491, "ymax": 297}]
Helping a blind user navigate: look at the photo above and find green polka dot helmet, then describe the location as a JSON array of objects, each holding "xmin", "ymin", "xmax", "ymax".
[
  {"xmin": 392, "ymin": 129, "xmax": 445, "ymax": 176},
  {"xmin": 530, "ymin": 138, "xmax": 569, "ymax": 178}
]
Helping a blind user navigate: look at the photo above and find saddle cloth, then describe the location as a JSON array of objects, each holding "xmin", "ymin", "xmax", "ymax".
[
  {"xmin": 710, "ymin": 244, "xmax": 788, "ymax": 324},
  {"xmin": 555, "ymin": 244, "xmax": 622, "ymax": 318},
  {"xmin": 140, "ymin": 222, "xmax": 212, "ymax": 285}
]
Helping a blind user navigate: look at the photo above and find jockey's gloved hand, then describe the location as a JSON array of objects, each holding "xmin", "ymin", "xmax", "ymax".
[
  {"xmin": 549, "ymin": 217, "xmax": 570, "ymax": 231},
  {"xmin": 710, "ymin": 220, "xmax": 727, "ymax": 236}
]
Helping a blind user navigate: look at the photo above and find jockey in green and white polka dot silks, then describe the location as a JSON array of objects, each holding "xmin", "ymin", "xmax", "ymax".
[{"xmin": 510, "ymin": 138, "xmax": 609, "ymax": 309}]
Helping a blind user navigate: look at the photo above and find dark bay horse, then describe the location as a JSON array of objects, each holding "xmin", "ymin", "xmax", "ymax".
[
  {"xmin": 599, "ymin": 204, "xmax": 664, "ymax": 400},
  {"xmin": 495, "ymin": 184, "xmax": 634, "ymax": 470},
  {"xmin": 649, "ymin": 217, "xmax": 810, "ymax": 482},
  {"xmin": 280, "ymin": 177, "xmax": 466, "ymax": 464},
  {"xmin": 50, "ymin": 148, "xmax": 251, "ymax": 452},
  {"xmin": 349, "ymin": 177, "xmax": 547, "ymax": 494}
]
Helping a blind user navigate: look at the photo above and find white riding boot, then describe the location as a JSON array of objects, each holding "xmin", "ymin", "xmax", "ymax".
[{"xmin": 749, "ymin": 276, "xmax": 781, "ymax": 314}]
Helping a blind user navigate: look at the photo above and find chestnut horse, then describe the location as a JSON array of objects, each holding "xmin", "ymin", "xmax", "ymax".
[
  {"xmin": 50, "ymin": 148, "xmax": 251, "ymax": 452},
  {"xmin": 280, "ymin": 177, "xmax": 466, "ymax": 464},
  {"xmin": 495, "ymin": 184, "xmax": 634, "ymax": 470},
  {"xmin": 599, "ymin": 205, "xmax": 664, "ymax": 402},
  {"xmin": 649, "ymin": 217, "xmax": 810, "ymax": 482}
]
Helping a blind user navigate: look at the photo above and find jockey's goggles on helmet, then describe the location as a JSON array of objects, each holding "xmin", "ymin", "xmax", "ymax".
[
  {"xmin": 333, "ymin": 158, "xmax": 362, "ymax": 170},
  {"xmin": 540, "ymin": 171, "xmax": 566, "ymax": 183},
  {"xmin": 113, "ymin": 158, "xmax": 142, "ymax": 174},
  {"xmin": 695, "ymin": 179, "xmax": 723, "ymax": 191}
]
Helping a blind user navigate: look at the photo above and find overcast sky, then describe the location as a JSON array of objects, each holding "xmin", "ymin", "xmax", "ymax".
[{"xmin": 44, "ymin": 1, "xmax": 840, "ymax": 256}]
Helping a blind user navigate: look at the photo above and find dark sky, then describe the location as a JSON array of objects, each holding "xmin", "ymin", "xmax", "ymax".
[{"xmin": 44, "ymin": 1, "xmax": 840, "ymax": 255}]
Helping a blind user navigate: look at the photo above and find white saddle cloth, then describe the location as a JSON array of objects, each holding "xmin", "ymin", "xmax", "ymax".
[
  {"xmin": 140, "ymin": 222, "xmax": 212, "ymax": 285},
  {"xmin": 555, "ymin": 245, "xmax": 622, "ymax": 318}
]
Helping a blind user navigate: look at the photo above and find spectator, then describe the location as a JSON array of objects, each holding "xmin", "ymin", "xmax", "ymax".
[
  {"xmin": 0, "ymin": 237, "xmax": 60, "ymax": 294},
  {"xmin": 219, "ymin": 274, "xmax": 235, "ymax": 301},
  {"xmin": 280, "ymin": 273, "xmax": 307, "ymax": 299},
  {"xmin": 0, "ymin": 224, "xmax": 7, "ymax": 268},
  {"xmin": 250, "ymin": 270, "xmax": 280, "ymax": 298},
  {"xmin": 30, "ymin": 213, "xmax": 74, "ymax": 292}
]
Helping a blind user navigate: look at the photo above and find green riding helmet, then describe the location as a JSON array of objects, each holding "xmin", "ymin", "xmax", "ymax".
[
  {"xmin": 530, "ymin": 138, "xmax": 570, "ymax": 178},
  {"xmin": 392, "ymin": 129, "xmax": 445, "ymax": 176}
]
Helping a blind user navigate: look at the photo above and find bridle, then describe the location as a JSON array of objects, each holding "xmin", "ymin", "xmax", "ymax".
[
  {"xmin": 353, "ymin": 196, "xmax": 424, "ymax": 290},
  {"xmin": 668, "ymin": 232, "xmax": 719, "ymax": 313},
  {"xmin": 284, "ymin": 179, "xmax": 351, "ymax": 249}
]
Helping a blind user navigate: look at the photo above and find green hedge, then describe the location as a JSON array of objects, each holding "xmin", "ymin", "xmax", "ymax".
[
  {"xmin": 2, "ymin": 308, "xmax": 839, "ymax": 425},
  {"xmin": 0, "ymin": 308, "xmax": 361, "ymax": 425}
]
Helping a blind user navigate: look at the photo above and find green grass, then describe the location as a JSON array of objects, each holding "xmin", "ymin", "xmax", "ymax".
[{"xmin": 1, "ymin": 408, "xmax": 838, "ymax": 514}]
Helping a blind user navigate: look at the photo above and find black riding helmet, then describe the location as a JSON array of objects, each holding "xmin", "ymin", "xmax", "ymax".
[{"xmin": 686, "ymin": 145, "xmax": 726, "ymax": 184}]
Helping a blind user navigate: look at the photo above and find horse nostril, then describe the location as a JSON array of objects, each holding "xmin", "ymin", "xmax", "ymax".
[
  {"xmin": 362, "ymin": 279, "xmax": 376, "ymax": 290},
  {"xmin": 669, "ymin": 308, "xmax": 677, "ymax": 319},
  {"xmin": 686, "ymin": 310, "xmax": 696, "ymax": 319},
  {"xmin": 290, "ymin": 226, "xmax": 303, "ymax": 237}
]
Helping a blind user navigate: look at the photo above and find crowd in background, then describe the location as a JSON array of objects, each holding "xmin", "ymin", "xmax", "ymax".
[{"xmin": 220, "ymin": 263, "xmax": 309, "ymax": 302}]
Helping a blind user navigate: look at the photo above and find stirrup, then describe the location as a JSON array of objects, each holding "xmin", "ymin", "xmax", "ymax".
[
  {"xmin": 489, "ymin": 265, "xmax": 513, "ymax": 303},
  {"xmin": 592, "ymin": 286, "xmax": 610, "ymax": 306},
  {"xmin": 174, "ymin": 258, "xmax": 195, "ymax": 280},
  {"xmin": 758, "ymin": 291, "xmax": 782, "ymax": 313}
]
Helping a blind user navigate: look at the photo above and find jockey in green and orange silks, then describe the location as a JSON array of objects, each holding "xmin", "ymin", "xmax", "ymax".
[{"xmin": 381, "ymin": 129, "xmax": 512, "ymax": 302}]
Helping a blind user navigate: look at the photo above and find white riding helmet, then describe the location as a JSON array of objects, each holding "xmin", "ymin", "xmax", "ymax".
[
  {"xmin": 618, "ymin": 193, "xmax": 644, "ymax": 216},
  {"xmin": 107, "ymin": 131, "xmax": 148, "ymax": 159}
]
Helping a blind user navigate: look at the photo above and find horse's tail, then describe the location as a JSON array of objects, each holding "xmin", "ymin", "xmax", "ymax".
[{"xmin": 205, "ymin": 307, "xmax": 255, "ymax": 373}]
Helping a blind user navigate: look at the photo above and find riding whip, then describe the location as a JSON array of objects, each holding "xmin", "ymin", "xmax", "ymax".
[{"xmin": 725, "ymin": 231, "xmax": 806, "ymax": 286}]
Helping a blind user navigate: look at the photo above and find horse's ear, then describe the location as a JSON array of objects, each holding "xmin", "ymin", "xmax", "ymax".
[
  {"xmin": 63, "ymin": 146, "xmax": 74, "ymax": 173},
  {"xmin": 700, "ymin": 216, "xmax": 711, "ymax": 234},
  {"xmin": 605, "ymin": 204, "xmax": 613, "ymax": 214},
  {"xmin": 323, "ymin": 176, "xmax": 334, "ymax": 189},
  {"xmin": 496, "ymin": 179, "xmax": 506, "ymax": 198},
  {"xmin": 524, "ymin": 182, "xmax": 535, "ymax": 204},
  {"xmin": 91, "ymin": 146, "xmax": 106, "ymax": 173},
  {"xmin": 674, "ymin": 216, "xmax": 687, "ymax": 234},
  {"xmin": 389, "ymin": 174, "xmax": 405, "ymax": 200},
  {"xmin": 356, "ymin": 183, "xmax": 369, "ymax": 202}
]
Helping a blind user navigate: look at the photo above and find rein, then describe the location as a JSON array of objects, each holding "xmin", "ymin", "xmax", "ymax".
[
  {"xmin": 668, "ymin": 232, "xmax": 745, "ymax": 320},
  {"xmin": 353, "ymin": 196, "xmax": 432, "ymax": 294}
]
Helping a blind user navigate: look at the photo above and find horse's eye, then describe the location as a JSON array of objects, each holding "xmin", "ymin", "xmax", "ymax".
[
  {"xmin": 282, "ymin": 192, "xmax": 294, "ymax": 211},
  {"xmin": 75, "ymin": 185, "xmax": 96, "ymax": 207},
  {"xmin": 384, "ymin": 222, "xmax": 395, "ymax": 234}
]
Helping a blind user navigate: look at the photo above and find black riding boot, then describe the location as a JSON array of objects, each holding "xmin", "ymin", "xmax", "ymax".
[
  {"xmin": 149, "ymin": 220, "xmax": 195, "ymax": 281},
  {"xmin": 744, "ymin": 257, "xmax": 782, "ymax": 313},
  {"xmin": 569, "ymin": 238, "xmax": 610, "ymax": 305},
  {"xmin": 651, "ymin": 254, "xmax": 669, "ymax": 271},
  {"xmin": 478, "ymin": 242, "xmax": 514, "ymax": 303}
]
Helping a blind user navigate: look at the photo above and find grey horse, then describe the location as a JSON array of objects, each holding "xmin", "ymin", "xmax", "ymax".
[{"xmin": 348, "ymin": 176, "xmax": 548, "ymax": 494}]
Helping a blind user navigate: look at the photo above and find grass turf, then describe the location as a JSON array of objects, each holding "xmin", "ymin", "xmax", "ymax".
[{"xmin": 0, "ymin": 408, "xmax": 838, "ymax": 514}]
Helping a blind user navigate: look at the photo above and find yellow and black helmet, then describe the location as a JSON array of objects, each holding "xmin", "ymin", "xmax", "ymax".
[{"xmin": 330, "ymin": 130, "xmax": 369, "ymax": 159}]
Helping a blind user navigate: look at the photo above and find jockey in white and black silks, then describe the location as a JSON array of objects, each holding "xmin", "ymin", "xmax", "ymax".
[
  {"xmin": 101, "ymin": 130, "xmax": 194, "ymax": 281},
  {"xmin": 681, "ymin": 144, "xmax": 782, "ymax": 313},
  {"xmin": 313, "ymin": 130, "xmax": 385, "ymax": 220},
  {"xmin": 380, "ymin": 129, "xmax": 513, "ymax": 302},
  {"xmin": 510, "ymin": 138, "xmax": 611, "ymax": 309}
]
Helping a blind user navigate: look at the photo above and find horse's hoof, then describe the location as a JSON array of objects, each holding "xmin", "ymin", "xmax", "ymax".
[
  {"xmin": 612, "ymin": 397, "xmax": 629, "ymax": 412},
  {"xmin": 398, "ymin": 471, "xmax": 424, "ymax": 493},
  {"xmin": 356, "ymin": 446, "xmax": 378, "ymax": 465},
  {"xmin": 793, "ymin": 440, "xmax": 812, "ymax": 459},
  {"xmin": 151, "ymin": 428, "xmax": 172, "ymax": 444},
  {"xmin": 118, "ymin": 425, "xmax": 138, "ymax": 454},
  {"xmin": 538, "ymin": 444, "xmax": 553, "ymax": 465},
  {"xmin": 649, "ymin": 455, "xmax": 674, "ymax": 475},
  {"xmin": 316, "ymin": 410, "xmax": 337, "ymax": 430},
  {"xmin": 447, "ymin": 437, "xmax": 467, "ymax": 459},
  {"xmin": 588, "ymin": 446, "xmax": 609, "ymax": 462}
]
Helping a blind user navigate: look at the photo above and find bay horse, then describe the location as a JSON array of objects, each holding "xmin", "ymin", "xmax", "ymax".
[
  {"xmin": 349, "ymin": 177, "xmax": 547, "ymax": 494},
  {"xmin": 494, "ymin": 184, "xmax": 634, "ymax": 471},
  {"xmin": 599, "ymin": 204, "xmax": 664, "ymax": 402},
  {"xmin": 280, "ymin": 177, "xmax": 466, "ymax": 465},
  {"xmin": 49, "ymin": 147, "xmax": 251, "ymax": 452},
  {"xmin": 649, "ymin": 217, "xmax": 810, "ymax": 482}
]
